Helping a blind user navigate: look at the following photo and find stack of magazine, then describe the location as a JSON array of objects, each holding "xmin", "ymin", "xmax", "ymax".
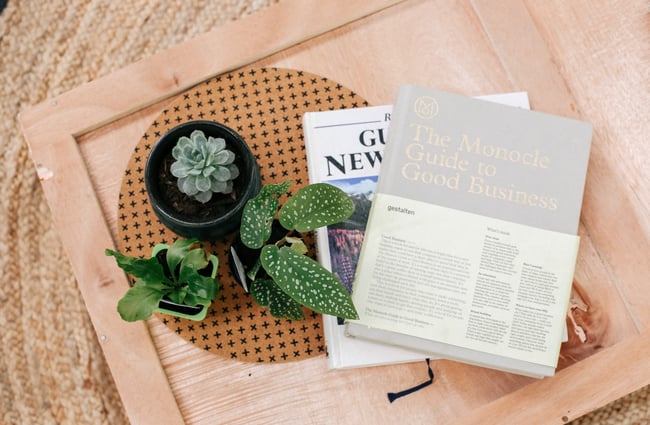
[{"xmin": 303, "ymin": 86, "xmax": 591, "ymax": 377}]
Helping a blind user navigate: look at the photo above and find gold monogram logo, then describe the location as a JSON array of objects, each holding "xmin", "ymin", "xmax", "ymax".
[{"xmin": 414, "ymin": 96, "xmax": 439, "ymax": 119}]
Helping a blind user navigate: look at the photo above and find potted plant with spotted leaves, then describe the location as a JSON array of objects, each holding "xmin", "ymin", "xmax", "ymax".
[{"xmin": 229, "ymin": 180, "xmax": 359, "ymax": 321}]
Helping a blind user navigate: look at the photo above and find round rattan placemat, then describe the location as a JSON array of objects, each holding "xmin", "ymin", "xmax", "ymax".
[{"xmin": 117, "ymin": 67, "xmax": 368, "ymax": 363}]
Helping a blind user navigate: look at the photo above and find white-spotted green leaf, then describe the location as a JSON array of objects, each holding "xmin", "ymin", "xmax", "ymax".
[
  {"xmin": 117, "ymin": 283, "xmax": 166, "ymax": 322},
  {"xmin": 260, "ymin": 245, "xmax": 359, "ymax": 319},
  {"xmin": 240, "ymin": 180, "xmax": 291, "ymax": 249},
  {"xmin": 250, "ymin": 279, "xmax": 305, "ymax": 320},
  {"xmin": 279, "ymin": 183, "xmax": 354, "ymax": 232}
]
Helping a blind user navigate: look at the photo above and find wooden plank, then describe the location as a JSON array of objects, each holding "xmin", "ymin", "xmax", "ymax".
[
  {"xmin": 71, "ymin": 3, "xmax": 538, "ymax": 421},
  {"xmin": 19, "ymin": 1, "xmax": 409, "ymax": 424},
  {"xmin": 457, "ymin": 331, "xmax": 650, "ymax": 424},
  {"xmin": 522, "ymin": 0, "xmax": 650, "ymax": 328},
  {"xmin": 20, "ymin": 132, "xmax": 185, "ymax": 425},
  {"xmin": 19, "ymin": 0, "xmax": 406, "ymax": 137},
  {"xmin": 471, "ymin": 0, "xmax": 579, "ymax": 115},
  {"xmin": 18, "ymin": 0, "xmax": 650, "ymax": 423},
  {"xmin": 96, "ymin": 1, "xmax": 643, "ymax": 423},
  {"xmin": 471, "ymin": 0, "xmax": 645, "ymax": 350},
  {"xmin": 474, "ymin": 0, "xmax": 650, "ymax": 334}
]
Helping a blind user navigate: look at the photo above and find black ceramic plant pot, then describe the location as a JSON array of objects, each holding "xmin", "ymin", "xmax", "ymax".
[{"xmin": 145, "ymin": 120, "xmax": 261, "ymax": 241}]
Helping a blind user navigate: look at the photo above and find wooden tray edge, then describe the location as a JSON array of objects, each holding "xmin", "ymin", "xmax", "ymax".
[
  {"xmin": 458, "ymin": 331, "xmax": 650, "ymax": 424},
  {"xmin": 17, "ymin": 1, "xmax": 407, "ymax": 424},
  {"xmin": 17, "ymin": 0, "xmax": 649, "ymax": 423}
]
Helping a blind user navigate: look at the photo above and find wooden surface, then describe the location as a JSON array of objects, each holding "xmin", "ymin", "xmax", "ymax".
[{"xmin": 19, "ymin": 0, "xmax": 650, "ymax": 424}]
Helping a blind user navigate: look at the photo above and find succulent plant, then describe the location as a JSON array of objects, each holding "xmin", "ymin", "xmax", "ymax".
[{"xmin": 170, "ymin": 129, "xmax": 240, "ymax": 203}]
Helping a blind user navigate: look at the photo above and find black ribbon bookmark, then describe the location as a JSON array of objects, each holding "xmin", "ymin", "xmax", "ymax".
[{"xmin": 387, "ymin": 358, "xmax": 435, "ymax": 403}]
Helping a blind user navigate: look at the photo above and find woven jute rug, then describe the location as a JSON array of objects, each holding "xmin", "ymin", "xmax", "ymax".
[{"xmin": 1, "ymin": 1, "xmax": 648, "ymax": 424}]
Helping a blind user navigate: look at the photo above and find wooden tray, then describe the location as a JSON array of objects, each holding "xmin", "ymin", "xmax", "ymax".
[{"xmin": 19, "ymin": 1, "xmax": 650, "ymax": 424}]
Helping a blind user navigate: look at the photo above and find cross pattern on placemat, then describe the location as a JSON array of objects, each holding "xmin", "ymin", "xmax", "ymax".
[{"xmin": 117, "ymin": 67, "xmax": 368, "ymax": 363}]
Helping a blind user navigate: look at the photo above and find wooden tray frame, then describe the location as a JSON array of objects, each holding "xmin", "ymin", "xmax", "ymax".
[{"xmin": 19, "ymin": 0, "xmax": 650, "ymax": 424}]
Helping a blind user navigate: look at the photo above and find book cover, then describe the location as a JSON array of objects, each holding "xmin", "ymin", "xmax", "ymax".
[
  {"xmin": 303, "ymin": 92, "xmax": 532, "ymax": 369},
  {"xmin": 346, "ymin": 85, "xmax": 592, "ymax": 377}
]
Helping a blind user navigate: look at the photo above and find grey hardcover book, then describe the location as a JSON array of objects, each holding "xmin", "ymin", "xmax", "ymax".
[{"xmin": 346, "ymin": 85, "xmax": 592, "ymax": 377}]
